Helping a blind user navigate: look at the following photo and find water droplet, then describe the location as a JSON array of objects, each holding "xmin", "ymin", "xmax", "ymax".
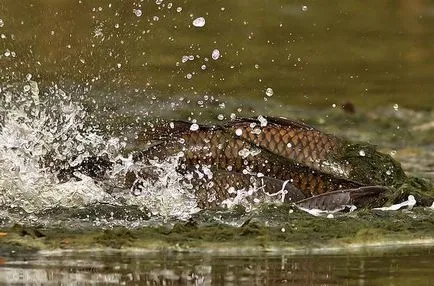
[
  {"xmin": 235, "ymin": 128, "xmax": 243, "ymax": 136},
  {"xmin": 211, "ymin": 49, "xmax": 220, "ymax": 60},
  {"xmin": 192, "ymin": 17, "xmax": 205, "ymax": 27},
  {"xmin": 265, "ymin": 87, "xmax": 274, "ymax": 97},
  {"xmin": 359, "ymin": 150, "xmax": 365, "ymax": 157},
  {"xmin": 302, "ymin": 5, "xmax": 308, "ymax": 12},
  {"xmin": 201, "ymin": 64, "xmax": 206, "ymax": 70},
  {"xmin": 190, "ymin": 123, "xmax": 199, "ymax": 131},
  {"xmin": 393, "ymin": 104, "xmax": 399, "ymax": 111},
  {"xmin": 133, "ymin": 9, "xmax": 142, "ymax": 17},
  {"xmin": 217, "ymin": 114, "xmax": 224, "ymax": 120},
  {"xmin": 258, "ymin": 115, "xmax": 268, "ymax": 127},
  {"xmin": 281, "ymin": 227, "xmax": 286, "ymax": 232},
  {"xmin": 176, "ymin": 7, "xmax": 182, "ymax": 12},
  {"xmin": 186, "ymin": 73, "xmax": 192, "ymax": 79},
  {"xmin": 386, "ymin": 170, "xmax": 391, "ymax": 176}
]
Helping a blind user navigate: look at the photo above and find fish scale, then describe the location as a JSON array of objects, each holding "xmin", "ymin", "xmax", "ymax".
[
  {"xmin": 228, "ymin": 117, "xmax": 351, "ymax": 178},
  {"xmin": 134, "ymin": 123, "xmax": 362, "ymax": 198},
  {"xmin": 190, "ymin": 170, "xmax": 307, "ymax": 209}
]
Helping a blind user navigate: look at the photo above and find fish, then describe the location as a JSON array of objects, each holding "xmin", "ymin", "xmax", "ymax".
[{"xmin": 126, "ymin": 117, "xmax": 402, "ymax": 210}]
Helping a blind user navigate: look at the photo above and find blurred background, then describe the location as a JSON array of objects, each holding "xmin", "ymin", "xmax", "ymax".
[{"xmin": 1, "ymin": 0, "xmax": 433, "ymax": 120}]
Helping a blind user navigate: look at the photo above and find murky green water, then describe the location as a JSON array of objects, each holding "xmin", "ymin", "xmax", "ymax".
[
  {"xmin": 1, "ymin": 246, "xmax": 434, "ymax": 285},
  {"xmin": 1, "ymin": 0, "xmax": 434, "ymax": 284}
]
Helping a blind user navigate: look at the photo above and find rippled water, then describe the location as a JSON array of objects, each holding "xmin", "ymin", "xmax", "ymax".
[
  {"xmin": 1, "ymin": 0, "xmax": 434, "ymax": 284},
  {"xmin": 1, "ymin": 246, "xmax": 434, "ymax": 285}
]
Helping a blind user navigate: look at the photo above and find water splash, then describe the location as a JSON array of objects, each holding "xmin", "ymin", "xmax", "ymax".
[{"xmin": 0, "ymin": 81, "xmax": 123, "ymax": 214}]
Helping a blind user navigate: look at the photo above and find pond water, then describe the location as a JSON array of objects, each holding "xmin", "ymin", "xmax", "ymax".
[
  {"xmin": 0, "ymin": 0, "xmax": 434, "ymax": 284},
  {"xmin": 1, "ymin": 246, "xmax": 434, "ymax": 285}
]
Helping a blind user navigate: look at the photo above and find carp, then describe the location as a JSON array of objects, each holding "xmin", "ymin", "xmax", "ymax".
[{"xmin": 125, "ymin": 117, "xmax": 409, "ymax": 210}]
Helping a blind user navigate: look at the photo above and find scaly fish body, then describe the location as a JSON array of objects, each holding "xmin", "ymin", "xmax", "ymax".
[
  {"xmin": 133, "ymin": 120, "xmax": 363, "ymax": 200},
  {"xmin": 227, "ymin": 117, "xmax": 350, "ymax": 178}
]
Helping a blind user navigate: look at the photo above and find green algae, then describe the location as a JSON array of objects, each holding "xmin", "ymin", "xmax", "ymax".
[
  {"xmin": 2, "ymin": 205, "xmax": 434, "ymax": 255},
  {"xmin": 338, "ymin": 142, "xmax": 407, "ymax": 187}
]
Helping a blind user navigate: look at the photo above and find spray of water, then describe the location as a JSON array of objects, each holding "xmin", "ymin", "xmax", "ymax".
[{"xmin": 0, "ymin": 79, "xmax": 281, "ymax": 224}]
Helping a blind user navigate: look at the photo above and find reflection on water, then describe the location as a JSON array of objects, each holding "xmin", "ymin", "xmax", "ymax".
[{"xmin": 1, "ymin": 247, "xmax": 434, "ymax": 285}]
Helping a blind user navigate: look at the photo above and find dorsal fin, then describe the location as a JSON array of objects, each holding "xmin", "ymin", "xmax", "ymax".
[
  {"xmin": 147, "ymin": 120, "xmax": 222, "ymax": 141},
  {"xmin": 230, "ymin": 116, "xmax": 318, "ymax": 131}
]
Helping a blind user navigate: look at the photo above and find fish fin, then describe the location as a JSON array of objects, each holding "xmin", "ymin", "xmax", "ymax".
[
  {"xmin": 295, "ymin": 186, "xmax": 388, "ymax": 211},
  {"xmin": 231, "ymin": 116, "xmax": 317, "ymax": 130},
  {"xmin": 148, "ymin": 120, "xmax": 221, "ymax": 140},
  {"xmin": 263, "ymin": 116, "xmax": 318, "ymax": 130}
]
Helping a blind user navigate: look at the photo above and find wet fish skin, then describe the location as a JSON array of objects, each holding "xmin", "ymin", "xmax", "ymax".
[
  {"xmin": 58, "ymin": 117, "xmax": 403, "ymax": 210},
  {"xmin": 227, "ymin": 117, "xmax": 350, "ymax": 178},
  {"xmin": 186, "ymin": 170, "xmax": 308, "ymax": 209},
  {"xmin": 133, "ymin": 120, "xmax": 363, "ymax": 198},
  {"xmin": 226, "ymin": 117, "xmax": 407, "ymax": 187}
]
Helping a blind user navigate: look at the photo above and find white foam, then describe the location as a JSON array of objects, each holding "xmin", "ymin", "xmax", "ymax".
[{"xmin": 373, "ymin": 195, "xmax": 416, "ymax": 211}]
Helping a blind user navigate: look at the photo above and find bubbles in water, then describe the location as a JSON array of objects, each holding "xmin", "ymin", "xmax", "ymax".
[
  {"xmin": 235, "ymin": 128, "xmax": 243, "ymax": 136},
  {"xmin": 201, "ymin": 64, "xmax": 206, "ymax": 70},
  {"xmin": 359, "ymin": 150, "xmax": 366, "ymax": 157},
  {"xmin": 265, "ymin": 87, "xmax": 274, "ymax": 97},
  {"xmin": 0, "ymin": 19, "xmax": 4, "ymax": 27},
  {"xmin": 302, "ymin": 5, "xmax": 308, "ymax": 12},
  {"xmin": 192, "ymin": 17, "xmax": 206, "ymax": 27},
  {"xmin": 217, "ymin": 114, "xmax": 224, "ymax": 120},
  {"xmin": 176, "ymin": 7, "xmax": 182, "ymax": 12},
  {"xmin": 287, "ymin": 143, "xmax": 292, "ymax": 148},
  {"xmin": 186, "ymin": 73, "xmax": 192, "ymax": 79},
  {"xmin": 133, "ymin": 9, "xmax": 142, "ymax": 17},
  {"xmin": 393, "ymin": 103, "xmax": 399, "ymax": 111},
  {"xmin": 211, "ymin": 49, "xmax": 220, "ymax": 60}
]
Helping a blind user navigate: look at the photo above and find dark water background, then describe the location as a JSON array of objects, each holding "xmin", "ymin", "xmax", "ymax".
[
  {"xmin": 1, "ymin": 0, "xmax": 434, "ymax": 285},
  {"xmin": 1, "ymin": 0, "xmax": 434, "ymax": 113}
]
